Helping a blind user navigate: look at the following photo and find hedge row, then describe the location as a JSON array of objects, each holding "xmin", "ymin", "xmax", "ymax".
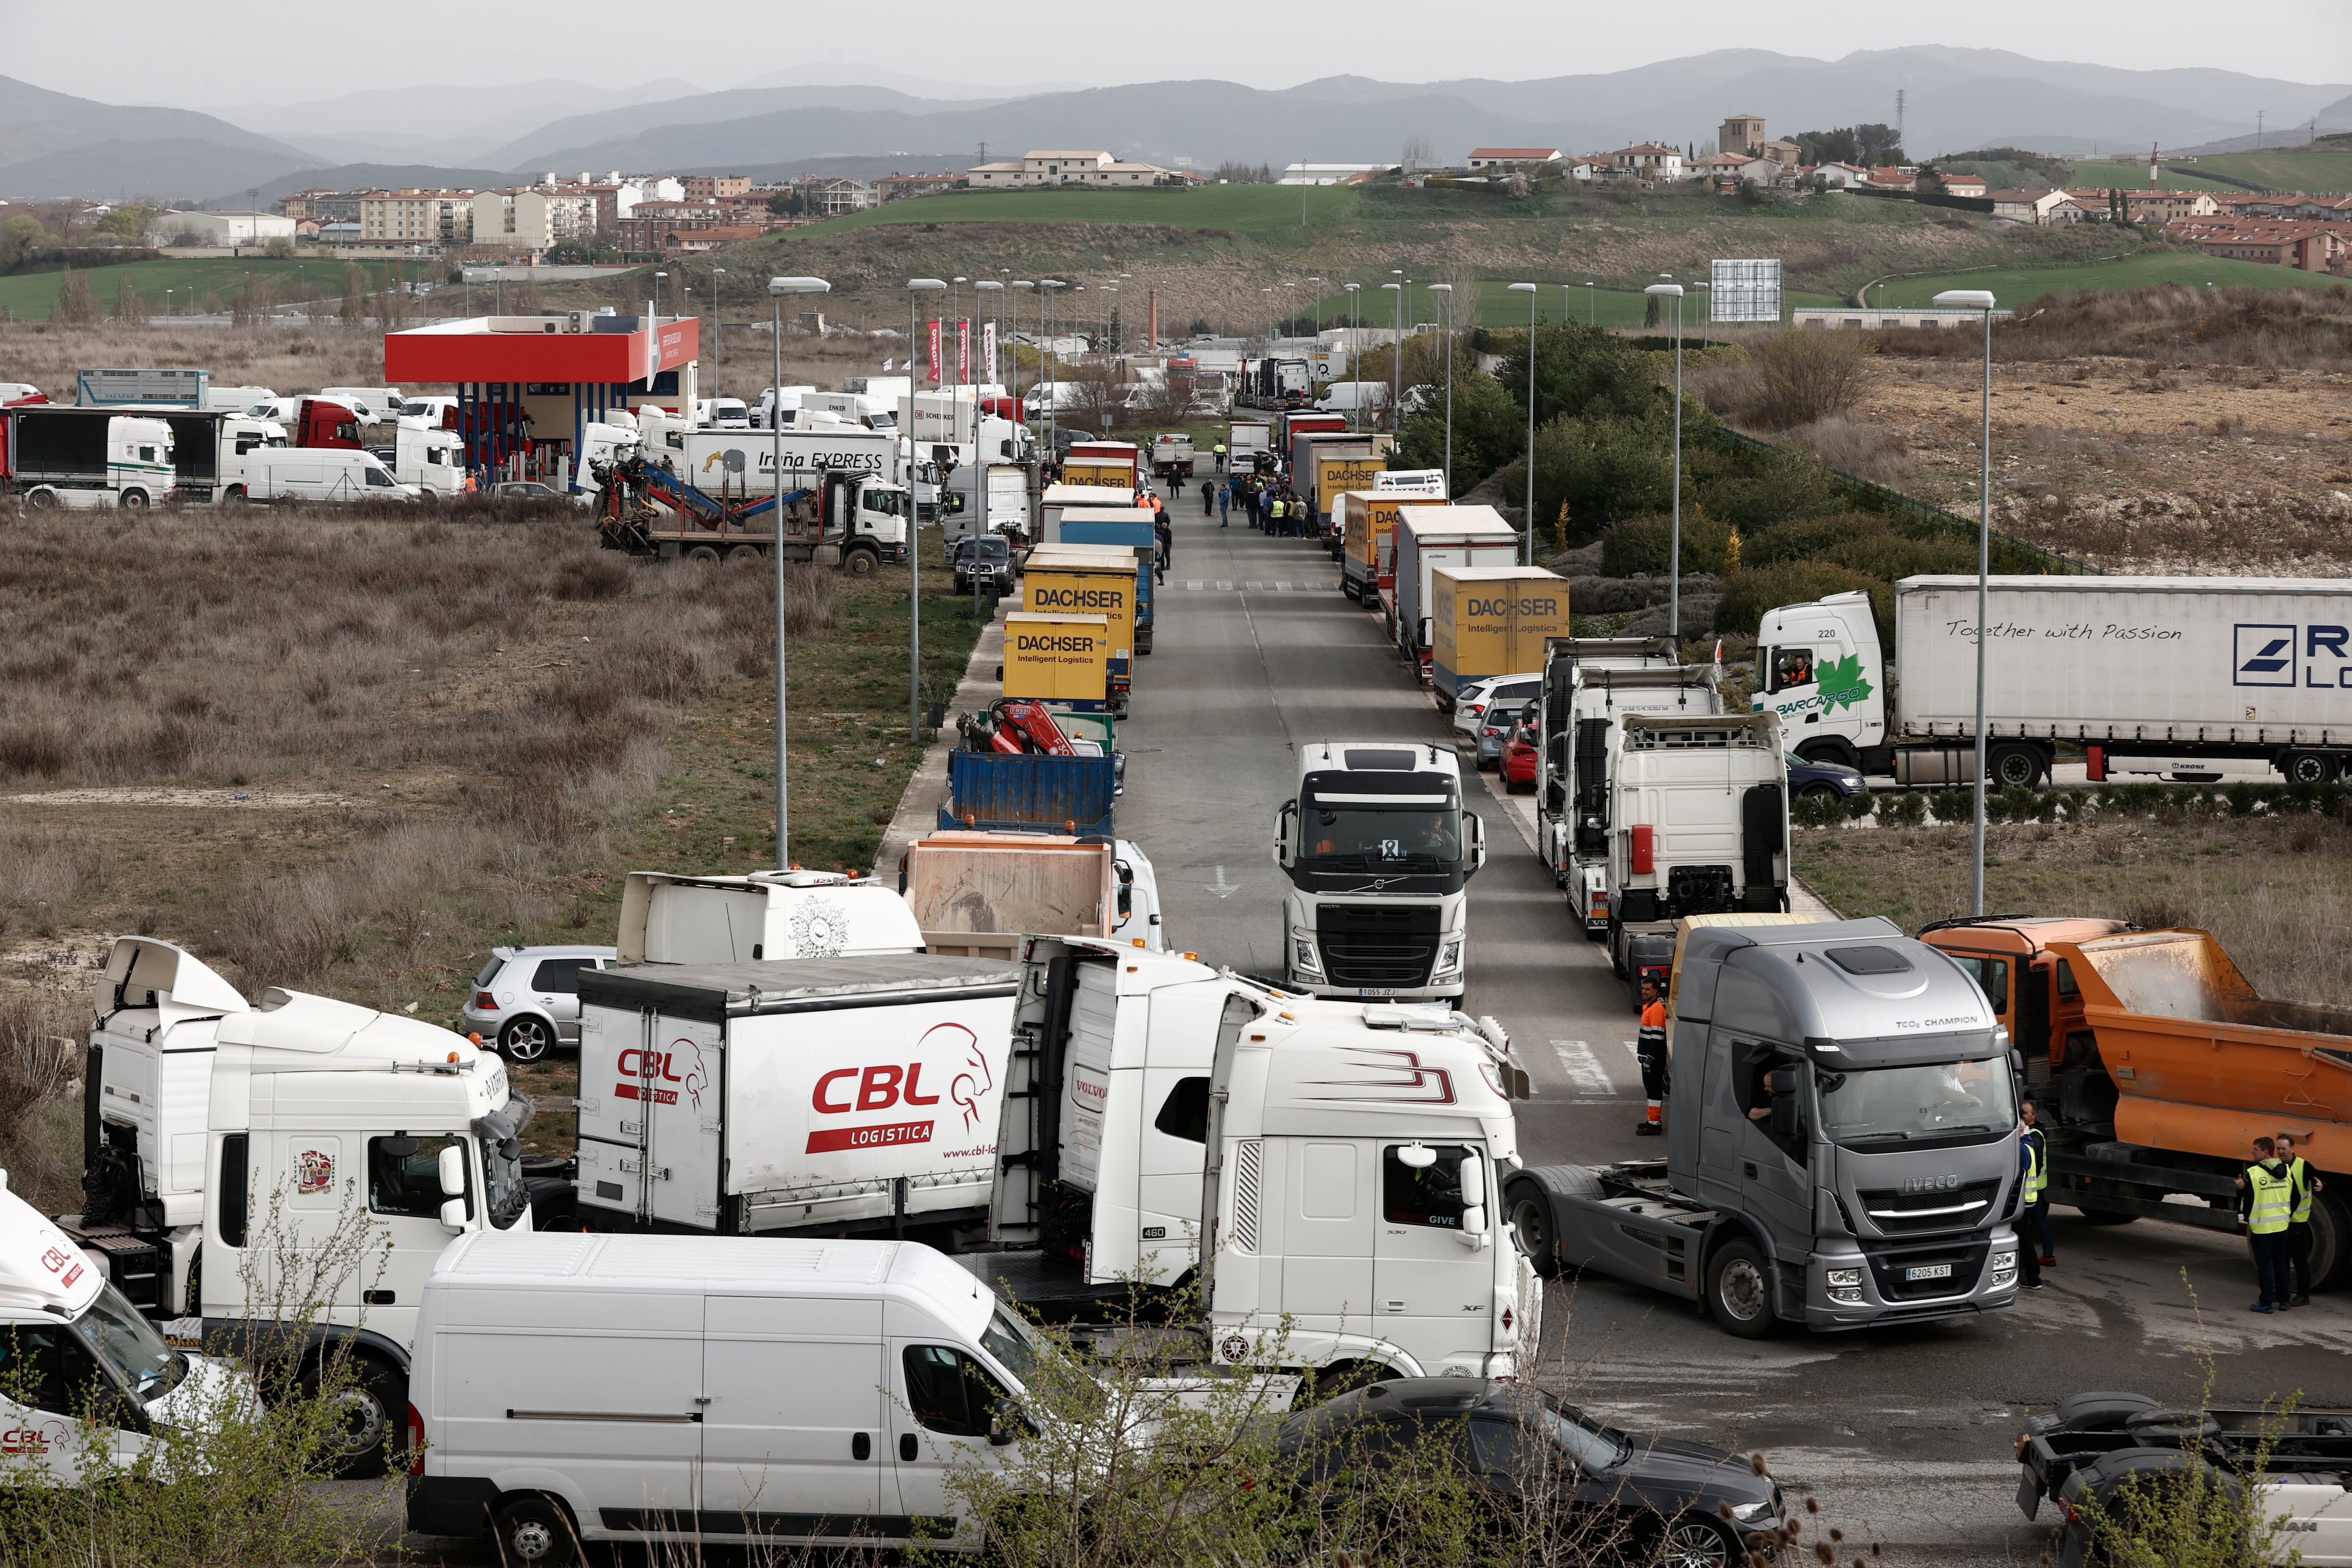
[{"xmin": 1792, "ymin": 779, "xmax": 2352, "ymax": 830}]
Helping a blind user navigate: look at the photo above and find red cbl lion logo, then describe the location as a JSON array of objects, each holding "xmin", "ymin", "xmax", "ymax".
[{"xmin": 296, "ymin": 1149, "xmax": 335, "ymax": 1195}]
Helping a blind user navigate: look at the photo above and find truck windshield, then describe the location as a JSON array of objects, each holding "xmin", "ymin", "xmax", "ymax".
[
  {"xmin": 73, "ymin": 1281, "xmax": 185, "ymax": 1402},
  {"xmin": 1816, "ymin": 1059, "xmax": 2015, "ymax": 1147},
  {"xmin": 864, "ymin": 490, "xmax": 903, "ymax": 516},
  {"xmin": 480, "ymin": 1135, "xmax": 528, "ymax": 1230},
  {"xmin": 1297, "ymin": 806, "xmax": 1460, "ymax": 871}
]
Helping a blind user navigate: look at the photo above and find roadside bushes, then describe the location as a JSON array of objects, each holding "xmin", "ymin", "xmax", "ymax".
[
  {"xmin": 1601, "ymin": 511, "xmax": 1734, "ymax": 576},
  {"xmin": 1792, "ymin": 777, "xmax": 2352, "ymax": 833},
  {"xmin": 1715, "ymin": 562, "xmax": 1889, "ymax": 641}
]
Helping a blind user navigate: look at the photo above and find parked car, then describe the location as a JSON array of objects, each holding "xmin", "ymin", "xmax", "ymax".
[
  {"xmin": 952, "ymin": 534, "xmax": 1016, "ymax": 597},
  {"xmin": 462, "ymin": 945, "xmax": 619, "ymax": 1061},
  {"xmin": 1275, "ymin": 1380, "xmax": 1783, "ymax": 1568},
  {"xmin": 1476, "ymin": 697, "xmax": 1535, "ymax": 770},
  {"xmin": 485, "ymin": 481, "xmax": 565, "ymax": 503},
  {"xmin": 1788, "ymin": 755, "xmax": 1867, "ymax": 801},
  {"xmin": 1453, "ymin": 674, "xmax": 1542, "ymax": 739},
  {"xmin": 1503, "ymin": 714, "xmax": 1540, "ymax": 793}
]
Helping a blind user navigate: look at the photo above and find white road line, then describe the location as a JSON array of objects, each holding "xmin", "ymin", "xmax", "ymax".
[
  {"xmin": 1217, "ymin": 580, "xmax": 1233, "ymax": 590},
  {"xmin": 1186, "ymin": 580, "xmax": 1203, "ymax": 590},
  {"xmin": 1550, "ymin": 1039, "xmax": 1617, "ymax": 1100},
  {"xmin": 1245, "ymin": 580, "xmax": 1263, "ymax": 589}
]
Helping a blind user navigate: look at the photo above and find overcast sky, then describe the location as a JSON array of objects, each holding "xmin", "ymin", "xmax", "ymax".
[{"xmin": 4, "ymin": 0, "xmax": 2347, "ymax": 102}]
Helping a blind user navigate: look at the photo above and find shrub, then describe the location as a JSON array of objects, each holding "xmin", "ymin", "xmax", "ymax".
[
  {"xmin": 1600, "ymin": 510, "xmax": 1734, "ymax": 576},
  {"xmin": 1881, "ymin": 790, "xmax": 1930, "ymax": 827},
  {"xmin": 1714, "ymin": 561, "xmax": 1889, "ymax": 641},
  {"xmin": 1929, "ymin": 786, "xmax": 1973, "ymax": 824},
  {"xmin": 1743, "ymin": 327, "xmax": 1873, "ymax": 429}
]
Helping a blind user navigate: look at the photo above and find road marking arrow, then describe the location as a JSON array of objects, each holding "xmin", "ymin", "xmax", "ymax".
[{"xmin": 1207, "ymin": 865, "xmax": 1240, "ymax": 899}]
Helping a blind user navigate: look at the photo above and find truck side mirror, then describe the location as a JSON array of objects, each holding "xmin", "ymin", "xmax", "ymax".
[
  {"xmin": 1464, "ymin": 811, "xmax": 1486, "ymax": 874},
  {"xmin": 1274, "ymin": 800, "xmax": 1296, "ymax": 868},
  {"xmin": 437, "ymin": 1143, "xmax": 466, "ymax": 1198},
  {"xmin": 438, "ymin": 1197, "xmax": 468, "ymax": 1232},
  {"xmin": 1459, "ymin": 1152, "xmax": 1486, "ymax": 1207}
]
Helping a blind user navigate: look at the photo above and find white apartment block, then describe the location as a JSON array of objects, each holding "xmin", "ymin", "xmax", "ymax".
[
  {"xmin": 470, "ymin": 187, "xmax": 599, "ymax": 250},
  {"xmin": 359, "ymin": 190, "xmax": 475, "ymax": 246}
]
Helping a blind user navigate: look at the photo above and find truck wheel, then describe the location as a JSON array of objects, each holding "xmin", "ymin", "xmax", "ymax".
[
  {"xmin": 25, "ymin": 489, "xmax": 58, "ymax": 510},
  {"xmin": 727, "ymin": 544, "xmax": 763, "ymax": 565},
  {"xmin": 844, "ymin": 548, "xmax": 879, "ymax": 576},
  {"xmin": 2305, "ymin": 1187, "xmax": 2352, "ymax": 1288},
  {"xmin": 2284, "ymin": 751, "xmax": 2339, "ymax": 785},
  {"xmin": 1988, "ymin": 743, "xmax": 2042, "ymax": 788},
  {"xmin": 1704, "ymin": 1237, "xmax": 1778, "ymax": 1338},
  {"xmin": 223, "ymin": 486, "xmax": 247, "ymax": 507},
  {"xmin": 492, "ymin": 1496, "xmax": 581, "ymax": 1567},
  {"xmin": 684, "ymin": 545, "xmax": 721, "ymax": 565},
  {"xmin": 1509, "ymin": 1192, "xmax": 1559, "ymax": 1275},
  {"xmin": 308, "ymin": 1351, "xmax": 405, "ymax": 1479},
  {"xmin": 119, "ymin": 489, "xmax": 149, "ymax": 511}
]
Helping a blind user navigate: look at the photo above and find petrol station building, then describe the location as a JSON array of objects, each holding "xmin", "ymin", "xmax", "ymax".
[{"xmin": 382, "ymin": 311, "xmax": 699, "ymax": 488}]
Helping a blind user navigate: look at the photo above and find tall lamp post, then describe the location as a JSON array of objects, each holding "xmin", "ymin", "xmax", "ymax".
[
  {"xmin": 710, "ymin": 268, "xmax": 725, "ymax": 370},
  {"xmin": 1426, "ymin": 283, "xmax": 1454, "ymax": 495},
  {"xmin": 1936, "ymin": 288, "xmax": 1999, "ymax": 917},
  {"xmin": 1507, "ymin": 281, "xmax": 1537, "ymax": 563},
  {"xmin": 1342, "ymin": 282, "xmax": 1362, "ymax": 430},
  {"xmin": 1040, "ymin": 280, "xmax": 1065, "ymax": 454},
  {"xmin": 767, "ymin": 275, "xmax": 830, "ymax": 867},
  {"xmin": 974, "ymin": 278, "xmax": 1004, "ymax": 546},
  {"xmin": 907, "ymin": 277, "xmax": 948, "ymax": 744},
  {"xmin": 1380, "ymin": 282, "xmax": 1402, "ymax": 437},
  {"xmin": 1583, "ymin": 281, "xmax": 1596, "ymax": 326},
  {"xmin": 1644, "ymin": 281, "xmax": 1685, "ymax": 644},
  {"xmin": 1261, "ymin": 286, "xmax": 1274, "ymax": 347},
  {"xmin": 1009, "ymin": 279, "xmax": 1034, "ymax": 404},
  {"xmin": 652, "ymin": 270, "xmax": 667, "ymax": 326}
]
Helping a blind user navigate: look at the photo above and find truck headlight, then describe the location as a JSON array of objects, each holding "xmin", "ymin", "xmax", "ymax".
[
  {"xmin": 1824, "ymin": 1268, "xmax": 1861, "ymax": 1287},
  {"xmin": 1291, "ymin": 930, "xmax": 1322, "ymax": 976},
  {"xmin": 1433, "ymin": 939, "xmax": 1463, "ymax": 977},
  {"xmin": 1990, "ymin": 1251, "xmax": 2016, "ymax": 1272},
  {"xmin": 1827, "ymin": 1286, "xmax": 1865, "ymax": 1305}
]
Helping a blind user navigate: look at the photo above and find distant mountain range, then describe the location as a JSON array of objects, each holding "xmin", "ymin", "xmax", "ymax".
[{"xmin": 0, "ymin": 50, "xmax": 2345, "ymax": 206}]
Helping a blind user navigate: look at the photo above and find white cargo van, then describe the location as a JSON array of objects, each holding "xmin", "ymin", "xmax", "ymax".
[
  {"xmin": 246, "ymin": 449, "xmax": 417, "ymax": 503},
  {"xmin": 406, "ymin": 1232, "xmax": 1037, "ymax": 1558},
  {"xmin": 319, "ymin": 386, "xmax": 402, "ymax": 423}
]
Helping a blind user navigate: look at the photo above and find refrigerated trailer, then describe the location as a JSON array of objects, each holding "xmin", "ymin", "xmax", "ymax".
[{"xmin": 1757, "ymin": 576, "xmax": 2352, "ymax": 787}]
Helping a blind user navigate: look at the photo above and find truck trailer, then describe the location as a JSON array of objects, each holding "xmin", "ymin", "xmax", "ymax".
[
  {"xmin": 1507, "ymin": 918, "xmax": 2022, "ymax": 1336},
  {"xmin": 1, "ymin": 406, "xmax": 178, "ymax": 508},
  {"xmin": 1430, "ymin": 566, "xmax": 1572, "ymax": 709},
  {"xmin": 1391, "ymin": 508, "xmax": 1521, "ymax": 680},
  {"xmin": 1757, "ymin": 575, "xmax": 2352, "ymax": 787}
]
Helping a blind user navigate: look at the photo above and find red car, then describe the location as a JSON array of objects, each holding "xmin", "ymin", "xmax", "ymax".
[{"xmin": 1502, "ymin": 717, "xmax": 1540, "ymax": 793}]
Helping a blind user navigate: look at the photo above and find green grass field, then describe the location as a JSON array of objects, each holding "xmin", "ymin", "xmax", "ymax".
[
  {"xmin": 1868, "ymin": 249, "xmax": 2349, "ymax": 309},
  {"xmin": 2071, "ymin": 149, "xmax": 2352, "ymax": 194},
  {"xmin": 808, "ymin": 182, "xmax": 1362, "ymax": 238},
  {"xmin": 0, "ymin": 256, "xmax": 413, "ymax": 321}
]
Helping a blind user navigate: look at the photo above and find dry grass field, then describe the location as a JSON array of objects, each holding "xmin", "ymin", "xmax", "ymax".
[{"xmin": 0, "ymin": 494, "xmax": 982, "ymax": 1198}]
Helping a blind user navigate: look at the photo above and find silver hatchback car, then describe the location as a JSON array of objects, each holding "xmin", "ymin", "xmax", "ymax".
[{"xmin": 463, "ymin": 944, "xmax": 619, "ymax": 1062}]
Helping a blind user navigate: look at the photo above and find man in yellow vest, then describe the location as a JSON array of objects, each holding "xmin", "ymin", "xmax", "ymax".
[
  {"xmin": 1635, "ymin": 978, "xmax": 1668, "ymax": 1136},
  {"xmin": 2278, "ymin": 1132, "xmax": 2325, "ymax": 1307},
  {"xmin": 2018, "ymin": 1101, "xmax": 2050, "ymax": 1291},
  {"xmin": 2236, "ymin": 1136, "xmax": 2294, "ymax": 1313}
]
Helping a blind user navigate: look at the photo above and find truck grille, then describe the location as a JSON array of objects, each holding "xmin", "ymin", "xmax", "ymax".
[
  {"xmin": 1863, "ymin": 1238, "xmax": 1989, "ymax": 1302},
  {"xmin": 1316, "ymin": 904, "xmax": 1441, "ymax": 988},
  {"xmin": 1856, "ymin": 1180, "xmax": 2000, "ymax": 1235}
]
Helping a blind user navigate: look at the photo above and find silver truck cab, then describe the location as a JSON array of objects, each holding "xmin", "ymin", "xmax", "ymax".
[{"xmin": 1510, "ymin": 918, "xmax": 2021, "ymax": 1335}]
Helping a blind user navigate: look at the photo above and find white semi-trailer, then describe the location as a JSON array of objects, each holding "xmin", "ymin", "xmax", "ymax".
[{"xmin": 1757, "ymin": 576, "xmax": 2352, "ymax": 787}]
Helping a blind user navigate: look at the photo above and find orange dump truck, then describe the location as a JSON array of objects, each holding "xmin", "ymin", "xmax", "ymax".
[{"xmin": 1919, "ymin": 917, "xmax": 2352, "ymax": 1285}]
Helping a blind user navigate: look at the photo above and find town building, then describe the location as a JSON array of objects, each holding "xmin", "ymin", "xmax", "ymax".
[
  {"xmin": 358, "ymin": 190, "xmax": 475, "ymax": 246},
  {"xmin": 965, "ymin": 150, "xmax": 1176, "ymax": 187},
  {"xmin": 1793, "ymin": 305, "xmax": 2018, "ymax": 329},
  {"xmin": 2122, "ymin": 189, "xmax": 2219, "ymax": 222},
  {"xmin": 1933, "ymin": 172, "xmax": 1989, "ymax": 198},
  {"xmin": 1757, "ymin": 139, "xmax": 1804, "ymax": 168},
  {"xmin": 799, "ymin": 177, "xmax": 876, "ymax": 215},
  {"xmin": 153, "ymin": 209, "xmax": 296, "ymax": 245},
  {"xmin": 1465, "ymin": 147, "xmax": 1562, "ymax": 171},
  {"xmin": 1690, "ymin": 152, "xmax": 1752, "ymax": 182},
  {"xmin": 1609, "ymin": 143, "xmax": 1685, "ymax": 180},
  {"xmin": 874, "ymin": 173, "xmax": 963, "ymax": 200},
  {"xmin": 1719, "ymin": 115, "xmax": 1768, "ymax": 156},
  {"xmin": 679, "ymin": 175, "xmax": 752, "ymax": 201},
  {"xmin": 1279, "ymin": 163, "xmax": 1391, "ymax": 185},
  {"xmin": 470, "ymin": 186, "xmax": 598, "ymax": 252}
]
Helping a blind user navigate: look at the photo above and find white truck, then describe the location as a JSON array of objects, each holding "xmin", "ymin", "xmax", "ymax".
[
  {"xmin": 807, "ymin": 390, "xmax": 897, "ymax": 431},
  {"xmin": 1757, "ymin": 576, "xmax": 2352, "ymax": 788},
  {"xmin": 2, "ymin": 407, "xmax": 176, "ymax": 508},
  {"xmin": 609, "ymin": 416, "xmax": 915, "ymax": 566},
  {"xmin": 984, "ymin": 938, "xmax": 1537, "ymax": 1388},
  {"xmin": 570, "ymin": 955, "xmax": 1021, "ymax": 1244},
  {"xmin": 1594, "ymin": 712, "xmax": 1791, "ymax": 982},
  {"xmin": 1533, "ymin": 639, "xmax": 1721, "ymax": 933},
  {"xmin": 58, "ymin": 937, "xmax": 535, "ymax": 1476},
  {"xmin": 1227, "ymin": 419, "xmax": 1272, "ymax": 475},
  {"xmin": 618, "ymin": 868, "xmax": 925, "ymax": 964},
  {"xmin": 1391, "ymin": 507, "xmax": 1520, "ymax": 679},
  {"xmin": 379, "ymin": 423, "xmax": 467, "ymax": 498},
  {"xmin": 1276, "ymin": 743, "xmax": 1485, "ymax": 1004}
]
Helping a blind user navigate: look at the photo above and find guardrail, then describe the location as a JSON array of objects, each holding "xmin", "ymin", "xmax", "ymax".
[{"xmin": 1714, "ymin": 426, "xmax": 2094, "ymax": 576}]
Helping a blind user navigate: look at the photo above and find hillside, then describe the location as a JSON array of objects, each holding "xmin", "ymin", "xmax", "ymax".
[
  {"xmin": 2072, "ymin": 148, "xmax": 2352, "ymax": 194},
  {"xmin": 0, "ymin": 73, "xmax": 317, "ymax": 199}
]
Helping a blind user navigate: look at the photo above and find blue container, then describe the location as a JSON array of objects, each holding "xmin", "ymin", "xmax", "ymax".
[
  {"xmin": 940, "ymin": 751, "xmax": 1116, "ymax": 836},
  {"xmin": 1053, "ymin": 519, "xmax": 1155, "ymax": 633}
]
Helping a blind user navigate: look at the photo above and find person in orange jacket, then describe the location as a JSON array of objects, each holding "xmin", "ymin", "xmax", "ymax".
[{"xmin": 1635, "ymin": 978, "xmax": 1669, "ymax": 1136}]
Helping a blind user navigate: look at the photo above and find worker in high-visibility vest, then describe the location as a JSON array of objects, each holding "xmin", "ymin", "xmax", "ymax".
[
  {"xmin": 1634, "ymin": 978, "xmax": 1668, "ymax": 1136},
  {"xmin": 2278, "ymin": 1132, "xmax": 2325, "ymax": 1307},
  {"xmin": 2017, "ymin": 1101, "xmax": 2050, "ymax": 1291},
  {"xmin": 2237, "ymin": 1135, "xmax": 2295, "ymax": 1313}
]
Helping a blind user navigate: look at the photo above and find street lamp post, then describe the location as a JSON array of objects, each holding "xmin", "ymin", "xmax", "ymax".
[
  {"xmin": 1342, "ymin": 282, "xmax": 1361, "ymax": 430},
  {"xmin": 974, "ymin": 278, "xmax": 1005, "ymax": 584},
  {"xmin": 1261, "ymin": 286, "xmax": 1274, "ymax": 348},
  {"xmin": 1936, "ymin": 288, "xmax": 2000, "ymax": 917},
  {"xmin": 767, "ymin": 275, "xmax": 831, "ymax": 867},
  {"xmin": 711, "ymin": 268, "xmax": 725, "ymax": 369},
  {"xmin": 1584, "ymin": 281, "xmax": 1595, "ymax": 326},
  {"xmin": 1010, "ymin": 280, "xmax": 1034, "ymax": 404},
  {"xmin": 652, "ymin": 270, "xmax": 667, "ymax": 326},
  {"xmin": 1644, "ymin": 282, "xmax": 1685, "ymax": 644},
  {"xmin": 1507, "ymin": 282, "xmax": 1537, "ymax": 562},
  {"xmin": 1040, "ymin": 280, "xmax": 1065, "ymax": 454},
  {"xmin": 1427, "ymin": 283, "xmax": 1454, "ymax": 495},
  {"xmin": 1380, "ymin": 282, "xmax": 1402, "ymax": 436},
  {"xmin": 908, "ymin": 278, "xmax": 948, "ymax": 744}
]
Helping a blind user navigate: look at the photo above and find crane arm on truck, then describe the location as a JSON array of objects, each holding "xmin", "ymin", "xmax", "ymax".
[
  {"xmin": 592, "ymin": 451, "xmax": 814, "ymax": 554},
  {"xmin": 957, "ymin": 699, "xmax": 1078, "ymax": 757}
]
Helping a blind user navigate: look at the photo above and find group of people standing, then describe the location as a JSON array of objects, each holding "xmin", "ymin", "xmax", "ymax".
[{"xmin": 1210, "ymin": 462, "xmax": 1311, "ymax": 537}]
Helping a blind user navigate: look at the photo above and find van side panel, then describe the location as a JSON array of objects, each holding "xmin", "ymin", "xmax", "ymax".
[{"xmin": 699, "ymin": 1294, "xmax": 888, "ymax": 1537}]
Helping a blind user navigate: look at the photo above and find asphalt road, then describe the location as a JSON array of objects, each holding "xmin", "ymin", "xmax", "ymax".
[{"xmin": 1121, "ymin": 489, "xmax": 2352, "ymax": 1564}]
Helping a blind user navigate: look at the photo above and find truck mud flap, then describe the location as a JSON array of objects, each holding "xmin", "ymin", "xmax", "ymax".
[
  {"xmin": 2016, "ymin": 1465, "xmax": 2042, "ymax": 1521},
  {"xmin": 1741, "ymin": 783, "xmax": 1783, "ymax": 888}
]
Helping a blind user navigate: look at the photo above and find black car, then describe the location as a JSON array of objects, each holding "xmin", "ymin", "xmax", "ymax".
[
  {"xmin": 1788, "ymin": 755, "xmax": 1867, "ymax": 801},
  {"xmin": 952, "ymin": 534, "xmax": 1016, "ymax": 596},
  {"xmin": 1274, "ymin": 1379, "xmax": 1781, "ymax": 1568}
]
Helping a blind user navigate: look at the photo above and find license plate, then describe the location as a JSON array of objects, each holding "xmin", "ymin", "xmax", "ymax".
[
  {"xmin": 1356, "ymin": 987, "xmax": 1397, "ymax": 997},
  {"xmin": 1905, "ymin": 1263, "xmax": 1954, "ymax": 1282}
]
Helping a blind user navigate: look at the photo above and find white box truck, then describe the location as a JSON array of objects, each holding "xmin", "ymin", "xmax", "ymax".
[
  {"xmin": 570, "ymin": 957, "xmax": 1021, "ymax": 1242},
  {"xmin": 1757, "ymin": 577, "xmax": 2352, "ymax": 788},
  {"xmin": 59, "ymin": 937, "xmax": 536, "ymax": 1477},
  {"xmin": 617, "ymin": 869, "xmax": 925, "ymax": 964},
  {"xmin": 1391, "ymin": 507, "xmax": 1520, "ymax": 681},
  {"xmin": 405, "ymin": 1232, "xmax": 1044, "ymax": 1558},
  {"xmin": 2, "ymin": 408, "xmax": 175, "ymax": 509}
]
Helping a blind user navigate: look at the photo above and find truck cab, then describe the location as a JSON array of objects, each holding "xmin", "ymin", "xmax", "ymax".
[
  {"xmin": 1600, "ymin": 712, "xmax": 1789, "ymax": 973},
  {"xmin": 1751, "ymin": 590, "xmax": 1886, "ymax": 771},
  {"xmin": 1276, "ymin": 742, "xmax": 1485, "ymax": 1003},
  {"xmin": 1510, "ymin": 918, "xmax": 2022, "ymax": 1335}
]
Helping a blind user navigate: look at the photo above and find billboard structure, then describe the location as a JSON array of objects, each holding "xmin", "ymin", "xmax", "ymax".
[{"xmin": 1709, "ymin": 259, "xmax": 1783, "ymax": 323}]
